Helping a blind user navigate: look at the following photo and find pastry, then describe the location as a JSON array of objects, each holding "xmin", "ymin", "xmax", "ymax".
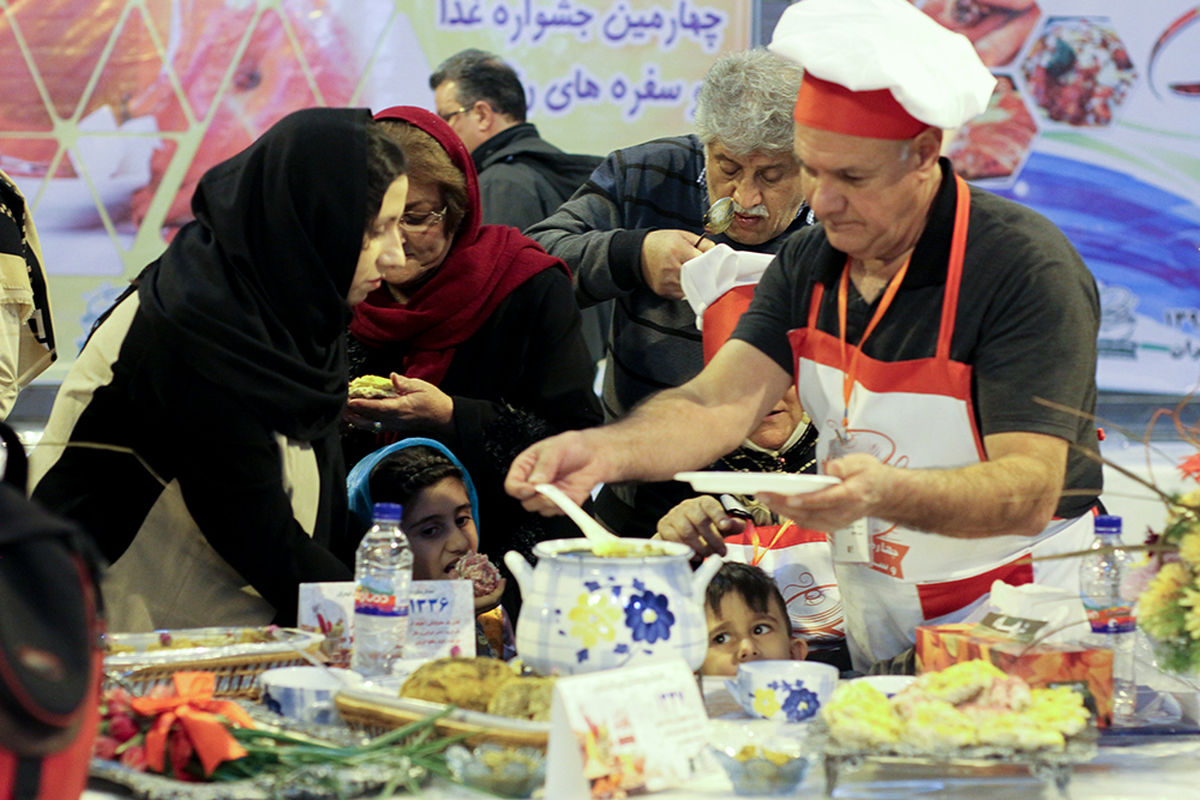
[
  {"xmin": 399, "ymin": 656, "xmax": 517, "ymax": 712},
  {"xmin": 486, "ymin": 676, "xmax": 557, "ymax": 721},
  {"xmin": 348, "ymin": 375, "xmax": 397, "ymax": 398}
]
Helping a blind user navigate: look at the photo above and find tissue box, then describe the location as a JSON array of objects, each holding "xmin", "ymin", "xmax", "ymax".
[{"xmin": 916, "ymin": 623, "xmax": 1115, "ymax": 725}]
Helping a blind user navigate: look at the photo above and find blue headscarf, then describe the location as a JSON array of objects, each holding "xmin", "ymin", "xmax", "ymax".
[{"xmin": 345, "ymin": 438, "xmax": 480, "ymax": 530}]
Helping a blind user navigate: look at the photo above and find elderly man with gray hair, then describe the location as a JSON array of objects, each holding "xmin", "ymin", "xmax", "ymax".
[{"xmin": 525, "ymin": 48, "xmax": 811, "ymax": 537}]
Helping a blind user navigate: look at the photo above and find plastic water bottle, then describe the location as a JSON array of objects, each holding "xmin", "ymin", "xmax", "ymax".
[
  {"xmin": 1079, "ymin": 514, "xmax": 1137, "ymax": 724},
  {"xmin": 351, "ymin": 502, "xmax": 412, "ymax": 678}
]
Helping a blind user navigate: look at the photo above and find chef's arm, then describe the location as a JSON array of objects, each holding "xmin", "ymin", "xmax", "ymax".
[
  {"xmin": 761, "ymin": 430, "xmax": 1068, "ymax": 538},
  {"xmin": 506, "ymin": 341, "xmax": 793, "ymax": 510}
]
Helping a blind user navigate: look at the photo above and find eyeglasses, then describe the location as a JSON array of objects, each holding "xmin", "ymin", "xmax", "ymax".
[
  {"xmin": 398, "ymin": 208, "xmax": 447, "ymax": 233},
  {"xmin": 437, "ymin": 106, "xmax": 471, "ymax": 123}
]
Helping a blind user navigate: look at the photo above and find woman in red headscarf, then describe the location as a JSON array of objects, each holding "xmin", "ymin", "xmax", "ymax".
[{"xmin": 342, "ymin": 107, "xmax": 601, "ymax": 595}]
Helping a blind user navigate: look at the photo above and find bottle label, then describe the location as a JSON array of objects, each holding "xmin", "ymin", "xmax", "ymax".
[
  {"xmin": 1083, "ymin": 602, "xmax": 1136, "ymax": 634},
  {"xmin": 354, "ymin": 585, "xmax": 409, "ymax": 618}
]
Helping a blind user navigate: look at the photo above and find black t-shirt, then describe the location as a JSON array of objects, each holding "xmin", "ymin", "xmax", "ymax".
[{"xmin": 733, "ymin": 159, "xmax": 1102, "ymax": 518}]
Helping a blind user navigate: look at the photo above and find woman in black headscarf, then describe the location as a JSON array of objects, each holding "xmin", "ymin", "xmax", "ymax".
[{"xmin": 29, "ymin": 108, "xmax": 409, "ymax": 631}]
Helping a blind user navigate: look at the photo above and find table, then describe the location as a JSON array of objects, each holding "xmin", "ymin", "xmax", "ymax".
[{"xmin": 83, "ymin": 733, "xmax": 1200, "ymax": 800}]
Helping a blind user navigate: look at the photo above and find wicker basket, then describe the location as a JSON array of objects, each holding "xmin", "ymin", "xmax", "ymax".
[
  {"xmin": 335, "ymin": 690, "xmax": 549, "ymax": 749},
  {"xmin": 103, "ymin": 627, "xmax": 325, "ymax": 700}
]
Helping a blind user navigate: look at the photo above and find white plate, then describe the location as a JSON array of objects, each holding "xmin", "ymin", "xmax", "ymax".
[{"xmin": 674, "ymin": 471, "xmax": 841, "ymax": 496}]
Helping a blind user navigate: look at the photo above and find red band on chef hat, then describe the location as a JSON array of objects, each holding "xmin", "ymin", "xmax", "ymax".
[
  {"xmin": 702, "ymin": 284, "xmax": 757, "ymax": 364},
  {"xmin": 793, "ymin": 74, "xmax": 927, "ymax": 140}
]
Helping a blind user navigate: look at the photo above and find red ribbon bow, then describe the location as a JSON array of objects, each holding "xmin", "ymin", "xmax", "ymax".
[{"xmin": 129, "ymin": 671, "xmax": 256, "ymax": 776}]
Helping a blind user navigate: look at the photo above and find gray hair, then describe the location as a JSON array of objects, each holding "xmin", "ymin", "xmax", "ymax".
[{"xmin": 695, "ymin": 49, "xmax": 804, "ymax": 158}]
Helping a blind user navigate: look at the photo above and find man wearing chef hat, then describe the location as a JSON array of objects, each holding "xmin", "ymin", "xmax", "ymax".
[{"xmin": 506, "ymin": 0, "xmax": 1102, "ymax": 671}]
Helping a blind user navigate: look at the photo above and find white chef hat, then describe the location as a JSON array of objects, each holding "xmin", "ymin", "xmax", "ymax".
[
  {"xmin": 768, "ymin": 0, "xmax": 996, "ymax": 138},
  {"xmin": 681, "ymin": 244, "xmax": 775, "ymax": 362}
]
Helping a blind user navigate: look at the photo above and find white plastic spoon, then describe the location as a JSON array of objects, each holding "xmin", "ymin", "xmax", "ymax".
[{"xmin": 534, "ymin": 483, "xmax": 621, "ymax": 554}]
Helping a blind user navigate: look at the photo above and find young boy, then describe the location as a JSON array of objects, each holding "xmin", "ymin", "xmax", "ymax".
[{"xmin": 701, "ymin": 561, "xmax": 807, "ymax": 676}]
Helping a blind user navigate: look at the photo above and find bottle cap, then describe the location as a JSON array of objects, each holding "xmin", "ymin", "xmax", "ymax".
[
  {"xmin": 1094, "ymin": 514, "xmax": 1122, "ymax": 535},
  {"xmin": 372, "ymin": 502, "xmax": 404, "ymax": 522}
]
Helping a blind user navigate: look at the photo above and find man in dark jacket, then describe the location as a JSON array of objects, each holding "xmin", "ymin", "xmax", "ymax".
[{"xmin": 429, "ymin": 49, "xmax": 601, "ymax": 232}]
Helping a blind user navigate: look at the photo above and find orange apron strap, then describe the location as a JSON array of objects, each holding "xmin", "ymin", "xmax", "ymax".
[
  {"xmin": 937, "ymin": 174, "xmax": 972, "ymax": 360},
  {"xmin": 807, "ymin": 282, "xmax": 825, "ymax": 328}
]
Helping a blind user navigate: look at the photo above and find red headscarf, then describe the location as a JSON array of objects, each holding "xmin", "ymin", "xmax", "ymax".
[{"xmin": 349, "ymin": 106, "xmax": 567, "ymax": 384}]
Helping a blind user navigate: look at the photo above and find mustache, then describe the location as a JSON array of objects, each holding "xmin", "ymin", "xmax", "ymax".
[{"xmin": 730, "ymin": 200, "xmax": 769, "ymax": 218}]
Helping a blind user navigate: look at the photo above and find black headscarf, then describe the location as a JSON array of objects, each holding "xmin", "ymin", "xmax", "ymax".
[{"xmin": 138, "ymin": 107, "xmax": 370, "ymax": 441}]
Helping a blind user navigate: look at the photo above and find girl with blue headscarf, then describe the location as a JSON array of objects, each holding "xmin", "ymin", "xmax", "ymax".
[{"xmin": 347, "ymin": 438, "xmax": 512, "ymax": 658}]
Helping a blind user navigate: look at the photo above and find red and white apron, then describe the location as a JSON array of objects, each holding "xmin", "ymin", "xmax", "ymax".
[
  {"xmin": 787, "ymin": 175, "xmax": 1093, "ymax": 670},
  {"xmin": 724, "ymin": 521, "xmax": 844, "ymax": 647}
]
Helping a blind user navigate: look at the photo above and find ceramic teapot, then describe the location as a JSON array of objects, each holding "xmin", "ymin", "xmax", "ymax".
[{"xmin": 504, "ymin": 538, "xmax": 722, "ymax": 675}]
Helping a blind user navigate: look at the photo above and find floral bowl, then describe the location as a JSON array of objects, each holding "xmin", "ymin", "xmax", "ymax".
[
  {"xmin": 707, "ymin": 719, "xmax": 814, "ymax": 796},
  {"xmin": 445, "ymin": 743, "xmax": 545, "ymax": 798}
]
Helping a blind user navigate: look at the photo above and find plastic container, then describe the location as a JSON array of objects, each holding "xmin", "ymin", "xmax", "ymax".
[
  {"xmin": 1079, "ymin": 514, "xmax": 1136, "ymax": 724},
  {"xmin": 351, "ymin": 502, "xmax": 412, "ymax": 678}
]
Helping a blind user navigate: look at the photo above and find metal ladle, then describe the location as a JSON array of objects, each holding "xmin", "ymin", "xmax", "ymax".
[{"xmin": 694, "ymin": 196, "xmax": 734, "ymax": 247}]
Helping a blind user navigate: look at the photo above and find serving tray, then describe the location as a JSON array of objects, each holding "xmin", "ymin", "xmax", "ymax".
[
  {"xmin": 335, "ymin": 685, "xmax": 549, "ymax": 749},
  {"xmin": 813, "ymin": 719, "xmax": 1099, "ymax": 798},
  {"xmin": 103, "ymin": 627, "xmax": 324, "ymax": 699}
]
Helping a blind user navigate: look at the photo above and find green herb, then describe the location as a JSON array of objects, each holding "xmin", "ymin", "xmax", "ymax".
[{"xmin": 209, "ymin": 707, "xmax": 466, "ymax": 797}]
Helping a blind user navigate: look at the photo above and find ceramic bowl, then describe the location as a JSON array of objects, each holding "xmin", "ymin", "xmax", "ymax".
[
  {"xmin": 445, "ymin": 743, "xmax": 546, "ymax": 798},
  {"xmin": 707, "ymin": 719, "xmax": 814, "ymax": 796},
  {"xmin": 260, "ymin": 666, "xmax": 361, "ymax": 725},
  {"xmin": 725, "ymin": 660, "xmax": 839, "ymax": 722}
]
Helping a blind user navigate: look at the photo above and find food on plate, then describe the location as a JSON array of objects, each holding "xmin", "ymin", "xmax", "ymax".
[
  {"xmin": 947, "ymin": 76, "xmax": 1037, "ymax": 180},
  {"xmin": 447, "ymin": 744, "xmax": 546, "ymax": 798},
  {"xmin": 399, "ymin": 657, "xmax": 558, "ymax": 721},
  {"xmin": 821, "ymin": 681, "xmax": 903, "ymax": 749},
  {"xmin": 450, "ymin": 552, "xmax": 503, "ymax": 597},
  {"xmin": 104, "ymin": 627, "xmax": 279, "ymax": 654},
  {"xmin": 399, "ymin": 656, "xmax": 518, "ymax": 712},
  {"xmin": 898, "ymin": 658, "xmax": 1008, "ymax": 706},
  {"xmin": 823, "ymin": 660, "xmax": 1089, "ymax": 752},
  {"xmin": 1021, "ymin": 18, "xmax": 1137, "ymax": 126},
  {"xmin": 710, "ymin": 741, "xmax": 810, "ymax": 796},
  {"xmin": 486, "ymin": 676, "xmax": 557, "ymax": 722},
  {"xmin": 899, "ymin": 699, "xmax": 978, "ymax": 750},
  {"xmin": 348, "ymin": 374, "xmax": 398, "ymax": 398}
]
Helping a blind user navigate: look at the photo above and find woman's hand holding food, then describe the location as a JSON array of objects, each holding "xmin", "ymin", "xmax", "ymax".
[{"xmin": 346, "ymin": 373, "xmax": 454, "ymax": 433}]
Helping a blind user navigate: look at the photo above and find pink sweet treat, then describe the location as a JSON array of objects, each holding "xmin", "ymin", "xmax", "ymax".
[{"xmin": 450, "ymin": 552, "xmax": 501, "ymax": 597}]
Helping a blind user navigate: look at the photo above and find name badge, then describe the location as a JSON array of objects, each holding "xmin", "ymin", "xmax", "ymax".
[{"xmin": 832, "ymin": 518, "xmax": 871, "ymax": 564}]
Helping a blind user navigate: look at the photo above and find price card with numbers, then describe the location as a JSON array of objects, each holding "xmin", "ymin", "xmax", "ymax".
[
  {"xmin": 404, "ymin": 579, "xmax": 475, "ymax": 658},
  {"xmin": 546, "ymin": 659, "xmax": 711, "ymax": 800}
]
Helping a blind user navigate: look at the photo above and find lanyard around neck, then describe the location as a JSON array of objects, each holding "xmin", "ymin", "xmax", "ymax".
[
  {"xmin": 749, "ymin": 518, "xmax": 793, "ymax": 567},
  {"xmin": 837, "ymin": 254, "xmax": 912, "ymax": 429}
]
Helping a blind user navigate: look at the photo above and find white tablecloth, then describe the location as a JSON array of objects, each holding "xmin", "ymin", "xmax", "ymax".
[{"xmin": 84, "ymin": 734, "xmax": 1200, "ymax": 800}]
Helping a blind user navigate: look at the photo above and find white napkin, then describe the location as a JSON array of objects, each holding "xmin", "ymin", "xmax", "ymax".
[
  {"xmin": 680, "ymin": 244, "xmax": 775, "ymax": 331},
  {"xmin": 964, "ymin": 579, "xmax": 1091, "ymax": 645}
]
